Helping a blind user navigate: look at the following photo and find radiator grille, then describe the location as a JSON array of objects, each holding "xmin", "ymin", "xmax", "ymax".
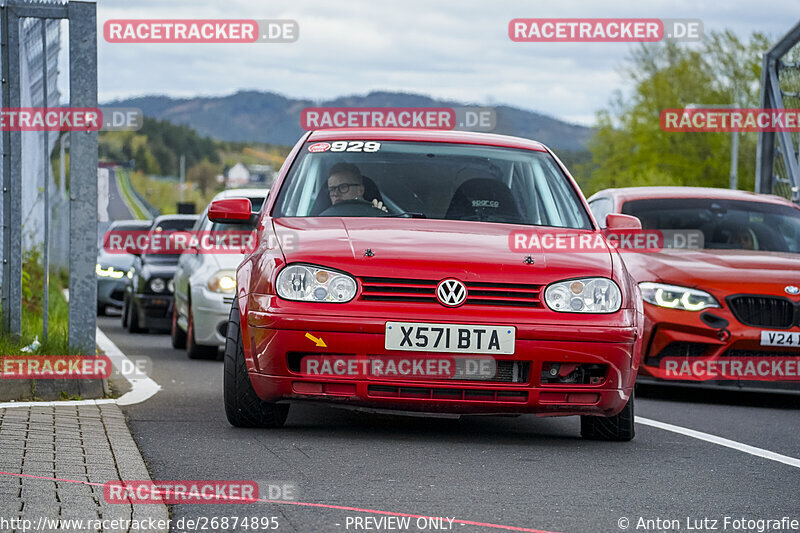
[{"xmin": 359, "ymin": 277, "xmax": 543, "ymax": 308}]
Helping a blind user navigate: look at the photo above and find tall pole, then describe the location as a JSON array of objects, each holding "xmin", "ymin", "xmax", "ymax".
[
  {"xmin": 179, "ymin": 154, "xmax": 185, "ymax": 202},
  {"xmin": 42, "ymin": 20, "xmax": 50, "ymax": 342}
]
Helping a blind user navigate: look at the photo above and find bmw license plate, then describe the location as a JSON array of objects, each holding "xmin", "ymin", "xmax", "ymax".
[
  {"xmin": 760, "ymin": 330, "xmax": 800, "ymax": 347},
  {"xmin": 385, "ymin": 322, "xmax": 515, "ymax": 354}
]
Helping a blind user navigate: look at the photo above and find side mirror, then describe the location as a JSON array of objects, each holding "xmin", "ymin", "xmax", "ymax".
[
  {"xmin": 605, "ymin": 213, "xmax": 642, "ymax": 230},
  {"xmin": 208, "ymin": 198, "xmax": 256, "ymax": 225}
]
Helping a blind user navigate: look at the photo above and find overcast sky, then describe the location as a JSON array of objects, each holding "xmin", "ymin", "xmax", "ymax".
[{"xmin": 85, "ymin": 0, "xmax": 800, "ymax": 126}]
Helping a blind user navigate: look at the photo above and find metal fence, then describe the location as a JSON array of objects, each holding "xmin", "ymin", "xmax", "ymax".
[
  {"xmin": 0, "ymin": 0, "xmax": 97, "ymax": 351},
  {"xmin": 756, "ymin": 20, "xmax": 800, "ymax": 204}
]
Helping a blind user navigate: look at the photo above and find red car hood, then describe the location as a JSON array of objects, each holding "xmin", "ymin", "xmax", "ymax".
[
  {"xmin": 623, "ymin": 249, "xmax": 800, "ymax": 294},
  {"xmin": 272, "ymin": 218, "xmax": 613, "ymax": 283}
]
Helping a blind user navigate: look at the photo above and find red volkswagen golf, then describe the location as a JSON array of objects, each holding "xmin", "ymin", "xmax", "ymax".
[{"xmin": 210, "ymin": 130, "xmax": 644, "ymax": 440}]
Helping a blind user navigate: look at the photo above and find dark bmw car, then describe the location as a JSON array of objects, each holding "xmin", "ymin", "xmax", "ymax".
[
  {"xmin": 122, "ymin": 214, "xmax": 199, "ymax": 333},
  {"xmin": 97, "ymin": 219, "xmax": 152, "ymax": 315}
]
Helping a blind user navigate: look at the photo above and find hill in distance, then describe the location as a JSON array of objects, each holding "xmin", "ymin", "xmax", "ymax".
[{"xmin": 105, "ymin": 90, "xmax": 593, "ymax": 152}]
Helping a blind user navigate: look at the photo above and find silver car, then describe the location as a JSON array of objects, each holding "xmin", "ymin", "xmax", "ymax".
[{"xmin": 171, "ymin": 188, "xmax": 269, "ymax": 359}]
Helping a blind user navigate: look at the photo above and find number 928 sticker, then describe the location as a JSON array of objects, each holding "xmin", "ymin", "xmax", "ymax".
[{"xmin": 307, "ymin": 141, "xmax": 381, "ymax": 153}]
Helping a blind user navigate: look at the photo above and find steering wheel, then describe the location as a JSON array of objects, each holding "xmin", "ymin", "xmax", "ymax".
[{"xmin": 318, "ymin": 198, "xmax": 390, "ymax": 217}]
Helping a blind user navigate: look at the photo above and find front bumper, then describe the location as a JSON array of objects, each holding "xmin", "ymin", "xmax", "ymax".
[
  {"xmin": 244, "ymin": 311, "xmax": 638, "ymax": 416},
  {"xmin": 97, "ymin": 278, "xmax": 126, "ymax": 308},
  {"xmin": 133, "ymin": 293, "xmax": 174, "ymax": 330},
  {"xmin": 191, "ymin": 287, "xmax": 234, "ymax": 347},
  {"xmin": 639, "ymin": 304, "xmax": 800, "ymax": 391}
]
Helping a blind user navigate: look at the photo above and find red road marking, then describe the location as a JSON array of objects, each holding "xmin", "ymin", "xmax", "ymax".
[{"xmin": 0, "ymin": 470, "xmax": 558, "ymax": 532}]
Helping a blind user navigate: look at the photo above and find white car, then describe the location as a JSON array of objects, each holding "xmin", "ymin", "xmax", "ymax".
[{"xmin": 171, "ymin": 188, "xmax": 269, "ymax": 359}]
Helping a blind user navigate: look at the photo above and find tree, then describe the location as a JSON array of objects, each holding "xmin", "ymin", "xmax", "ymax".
[
  {"xmin": 577, "ymin": 31, "xmax": 771, "ymax": 195},
  {"xmin": 187, "ymin": 160, "xmax": 220, "ymax": 195}
]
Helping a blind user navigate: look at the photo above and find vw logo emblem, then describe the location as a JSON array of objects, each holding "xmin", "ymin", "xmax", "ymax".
[
  {"xmin": 786, "ymin": 285, "xmax": 800, "ymax": 295},
  {"xmin": 436, "ymin": 279, "xmax": 467, "ymax": 307}
]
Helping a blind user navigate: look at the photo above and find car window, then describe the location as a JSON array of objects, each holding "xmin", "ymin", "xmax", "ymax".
[
  {"xmin": 272, "ymin": 141, "xmax": 592, "ymax": 229},
  {"xmin": 621, "ymin": 198, "xmax": 800, "ymax": 253},
  {"xmin": 151, "ymin": 218, "xmax": 196, "ymax": 232},
  {"xmin": 588, "ymin": 197, "xmax": 613, "ymax": 228}
]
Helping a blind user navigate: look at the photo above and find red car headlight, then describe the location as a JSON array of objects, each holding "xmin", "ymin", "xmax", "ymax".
[
  {"xmin": 638, "ymin": 282, "xmax": 720, "ymax": 311},
  {"xmin": 275, "ymin": 264, "xmax": 357, "ymax": 303},
  {"xmin": 544, "ymin": 277, "xmax": 622, "ymax": 313}
]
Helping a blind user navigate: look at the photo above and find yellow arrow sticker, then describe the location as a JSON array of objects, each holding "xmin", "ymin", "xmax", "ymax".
[{"xmin": 304, "ymin": 332, "xmax": 327, "ymax": 348}]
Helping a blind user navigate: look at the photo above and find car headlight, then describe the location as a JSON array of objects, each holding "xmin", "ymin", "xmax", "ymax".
[
  {"xmin": 96, "ymin": 264, "xmax": 125, "ymax": 279},
  {"xmin": 639, "ymin": 282, "xmax": 719, "ymax": 311},
  {"xmin": 544, "ymin": 277, "xmax": 622, "ymax": 313},
  {"xmin": 167, "ymin": 279, "xmax": 175, "ymax": 293},
  {"xmin": 208, "ymin": 270, "xmax": 236, "ymax": 294},
  {"xmin": 149, "ymin": 277, "xmax": 166, "ymax": 293},
  {"xmin": 276, "ymin": 264, "xmax": 357, "ymax": 303}
]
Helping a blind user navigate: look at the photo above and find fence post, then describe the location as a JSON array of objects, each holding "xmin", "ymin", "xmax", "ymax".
[
  {"xmin": 1, "ymin": 7, "xmax": 23, "ymax": 340},
  {"xmin": 67, "ymin": 1, "xmax": 98, "ymax": 352}
]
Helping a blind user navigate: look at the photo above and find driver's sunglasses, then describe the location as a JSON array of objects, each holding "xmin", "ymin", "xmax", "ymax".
[{"xmin": 328, "ymin": 183, "xmax": 361, "ymax": 195}]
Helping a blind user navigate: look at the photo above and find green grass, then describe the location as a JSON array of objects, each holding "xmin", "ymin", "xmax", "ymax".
[
  {"xmin": 129, "ymin": 170, "xmax": 218, "ymax": 215},
  {"xmin": 0, "ymin": 248, "xmax": 80, "ymax": 356}
]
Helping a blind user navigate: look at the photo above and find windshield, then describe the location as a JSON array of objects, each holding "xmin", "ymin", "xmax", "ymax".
[
  {"xmin": 622, "ymin": 198, "xmax": 800, "ymax": 253},
  {"xmin": 143, "ymin": 217, "xmax": 197, "ymax": 262},
  {"xmin": 272, "ymin": 141, "xmax": 592, "ymax": 229}
]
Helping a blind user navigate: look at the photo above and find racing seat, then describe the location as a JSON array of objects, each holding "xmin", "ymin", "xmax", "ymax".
[
  {"xmin": 310, "ymin": 176, "xmax": 384, "ymax": 215},
  {"xmin": 445, "ymin": 178, "xmax": 522, "ymax": 224}
]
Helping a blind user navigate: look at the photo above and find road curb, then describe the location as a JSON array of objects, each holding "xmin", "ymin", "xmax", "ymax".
[
  {"xmin": 0, "ymin": 403, "xmax": 169, "ymax": 532},
  {"xmin": 100, "ymin": 403, "xmax": 170, "ymax": 532}
]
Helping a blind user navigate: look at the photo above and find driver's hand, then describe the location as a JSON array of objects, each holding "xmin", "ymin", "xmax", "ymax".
[{"xmin": 372, "ymin": 199, "xmax": 388, "ymax": 212}]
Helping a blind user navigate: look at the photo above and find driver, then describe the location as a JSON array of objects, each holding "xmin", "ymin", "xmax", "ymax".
[
  {"xmin": 327, "ymin": 163, "xmax": 387, "ymax": 211},
  {"xmin": 731, "ymin": 226, "xmax": 757, "ymax": 250}
]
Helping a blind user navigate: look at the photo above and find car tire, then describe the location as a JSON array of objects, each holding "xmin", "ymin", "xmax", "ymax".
[
  {"xmin": 127, "ymin": 299, "xmax": 145, "ymax": 334},
  {"xmin": 171, "ymin": 304, "xmax": 187, "ymax": 349},
  {"xmin": 223, "ymin": 298, "xmax": 289, "ymax": 428},
  {"xmin": 121, "ymin": 297, "xmax": 129, "ymax": 328},
  {"xmin": 580, "ymin": 393, "xmax": 635, "ymax": 441},
  {"xmin": 186, "ymin": 307, "xmax": 218, "ymax": 360},
  {"xmin": 97, "ymin": 302, "xmax": 107, "ymax": 316}
]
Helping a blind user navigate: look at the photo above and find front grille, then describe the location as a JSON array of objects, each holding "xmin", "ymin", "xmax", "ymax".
[
  {"xmin": 658, "ymin": 342, "xmax": 709, "ymax": 358},
  {"xmin": 368, "ymin": 385, "xmax": 528, "ymax": 403},
  {"xmin": 359, "ymin": 277, "xmax": 542, "ymax": 308},
  {"xmin": 645, "ymin": 341, "xmax": 710, "ymax": 366},
  {"xmin": 727, "ymin": 296, "xmax": 796, "ymax": 328}
]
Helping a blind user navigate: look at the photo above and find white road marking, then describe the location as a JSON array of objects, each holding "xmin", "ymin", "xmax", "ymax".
[
  {"xmin": 96, "ymin": 327, "xmax": 161, "ymax": 406},
  {"xmin": 636, "ymin": 416, "xmax": 800, "ymax": 469},
  {"xmin": 0, "ymin": 327, "xmax": 161, "ymax": 410}
]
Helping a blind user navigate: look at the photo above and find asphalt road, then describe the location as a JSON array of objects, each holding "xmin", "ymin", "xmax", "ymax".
[{"xmin": 97, "ymin": 315, "xmax": 800, "ymax": 533}]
